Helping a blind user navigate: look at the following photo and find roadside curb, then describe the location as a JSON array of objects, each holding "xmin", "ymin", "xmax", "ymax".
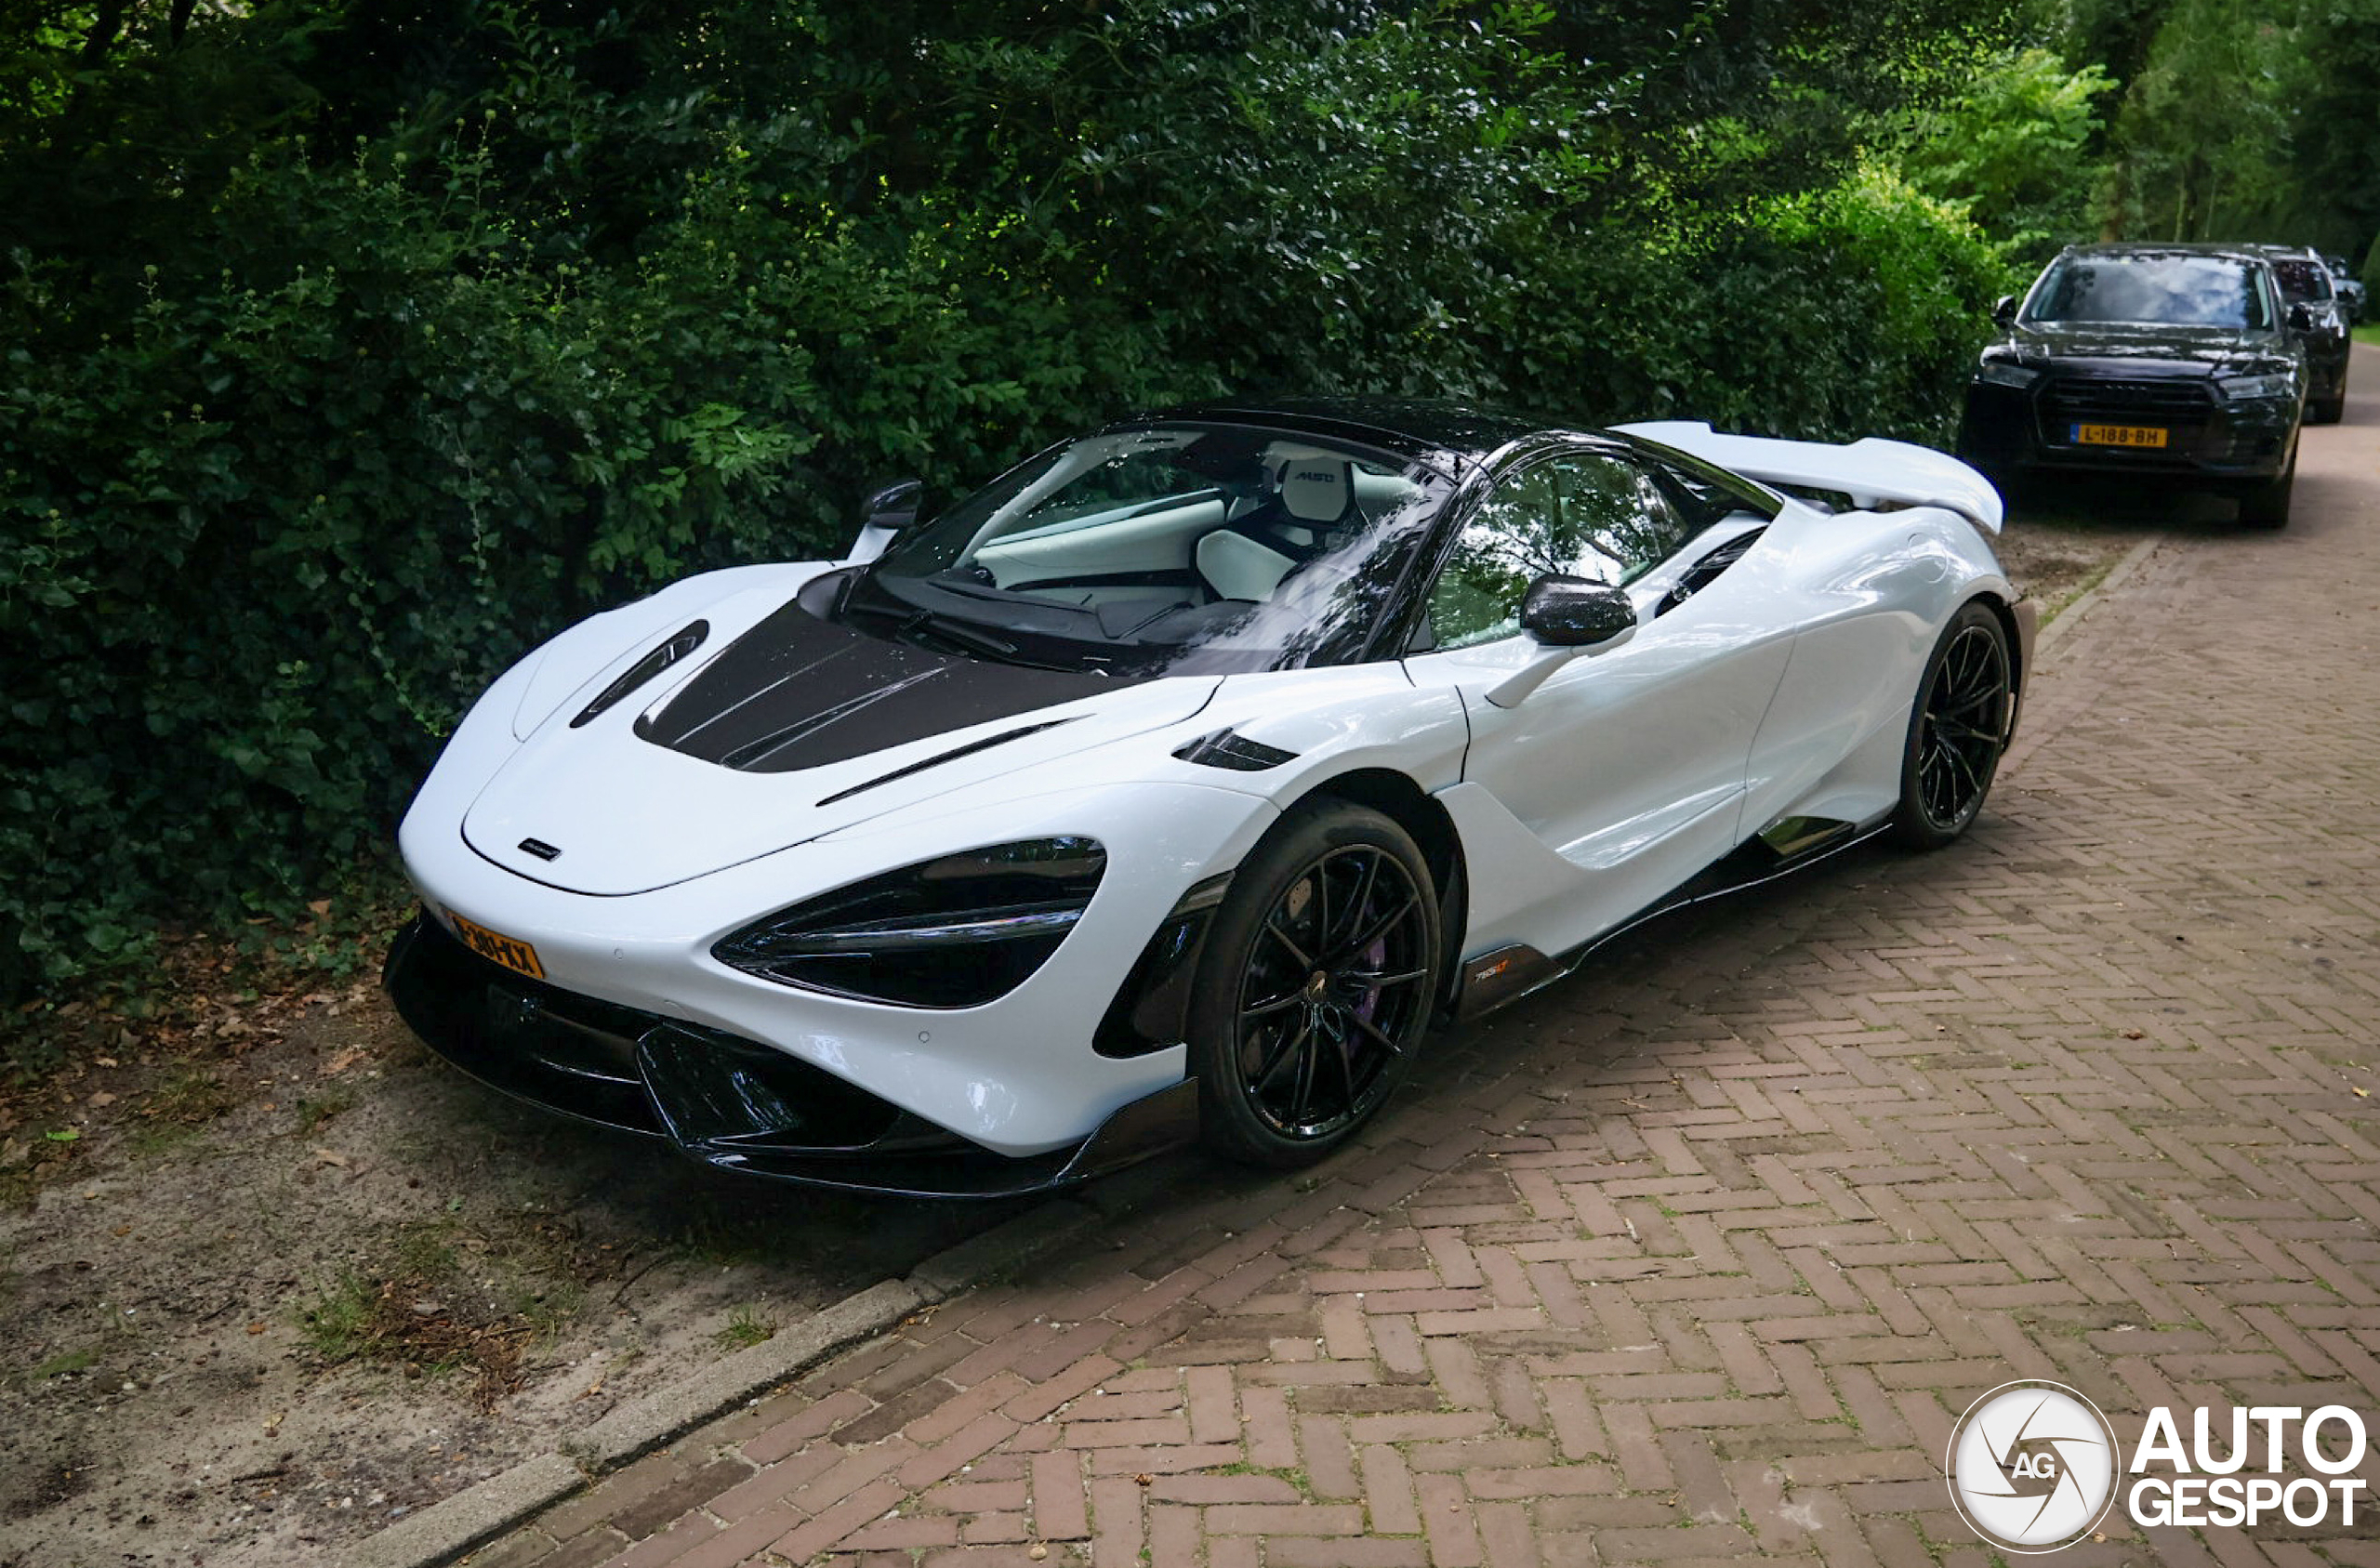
[
  {"xmin": 2033, "ymin": 533, "xmax": 2162, "ymax": 654},
  {"xmin": 346, "ymin": 1197, "xmax": 1108, "ymax": 1568}
]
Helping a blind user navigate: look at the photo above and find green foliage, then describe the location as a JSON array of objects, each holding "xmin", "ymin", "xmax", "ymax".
[
  {"xmin": 714, "ymin": 1303, "xmax": 779, "ymax": 1352},
  {"xmin": 2059, "ymin": 0, "xmax": 2380, "ymax": 262},
  {"xmin": 0, "ymin": 0, "xmax": 2020, "ymax": 1024},
  {"xmin": 1894, "ymin": 47, "xmax": 2114, "ymax": 263}
]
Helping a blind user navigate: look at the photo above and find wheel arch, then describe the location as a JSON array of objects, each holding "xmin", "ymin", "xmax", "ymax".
[
  {"xmin": 1967, "ymin": 587, "xmax": 2029, "ymax": 705},
  {"xmin": 1285, "ymin": 767, "xmax": 1470, "ymax": 1008}
]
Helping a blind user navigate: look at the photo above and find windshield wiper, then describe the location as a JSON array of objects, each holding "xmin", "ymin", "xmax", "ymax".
[{"xmin": 841, "ymin": 597, "xmax": 1023, "ymax": 662}]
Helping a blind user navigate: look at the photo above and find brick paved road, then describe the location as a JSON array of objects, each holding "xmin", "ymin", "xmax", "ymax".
[{"xmin": 480, "ymin": 354, "xmax": 2380, "ymax": 1568}]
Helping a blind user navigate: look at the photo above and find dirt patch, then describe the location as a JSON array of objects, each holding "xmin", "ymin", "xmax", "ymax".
[
  {"xmin": 0, "ymin": 979, "xmax": 1024, "ymax": 1567},
  {"xmin": 1992, "ymin": 473, "xmax": 2248, "ymax": 619}
]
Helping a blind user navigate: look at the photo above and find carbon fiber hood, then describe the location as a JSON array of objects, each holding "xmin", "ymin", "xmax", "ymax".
[{"xmin": 460, "ymin": 603, "xmax": 1218, "ymax": 896}]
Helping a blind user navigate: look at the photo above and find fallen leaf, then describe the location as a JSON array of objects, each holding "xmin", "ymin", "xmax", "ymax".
[
  {"xmin": 1133, "ymin": 1474, "xmax": 1154, "ymax": 1488},
  {"xmin": 1028, "ymin": 1548, "xmax": 1048, "ymax": 1561},
  {"xmin": 2357, "ymin": 1087, "xmax": 2371, "ymax": 1099},
  {"xmin": 87, "ymin": 1091, "xmax": 116, "ymax": 1108},
  {"xmin": 2122, "ymin": 1030, "xmax": 2145, "ymax": 1040},
  {"xmin": 308, "ymin": 900, "xmax": 331, "ymax": 917},
  {"xmin": 45, "ymin": 1128, "xmax": 80, "ymax": 1142},
  {"xmin": 262, "ymin": 1410, "xmax": 284, "ymax": 1433},
  {"xmin": 320, "ymin": 1048, "xmax": 366, "ymax": 1077},
  {"xmin": 112, "ymin": 1223, "xmax": 131, "ymax": 1238},
  {"xmin": 95, "ymin": 1057, "xmax": 119, "ymax": 1068},
  {"xmin": 312, "ymin": 1149, "xmax": 348, "ymax": 1167},
  {"xmin": 247, "ymin": 1322, "xmax": 268, "ymax": 1336}
]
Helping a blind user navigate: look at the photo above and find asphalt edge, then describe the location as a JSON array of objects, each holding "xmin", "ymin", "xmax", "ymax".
[{"xmin": 345, "ymin": 1196, "xmax": 1108, "ymax": 1568}]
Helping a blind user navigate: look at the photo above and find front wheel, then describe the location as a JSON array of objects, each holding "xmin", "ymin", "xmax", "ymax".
[
  {"xmin": 2237, "ymin": 446, "xmax": 2295, "ymax": 530},
  {"xmin": 1890, "ymin": 602, "xmax": 2015, "ymax": 850},
  {"xmin": 1188, "ymin": 801, "xmax": 1441, "ymax": 1167}
]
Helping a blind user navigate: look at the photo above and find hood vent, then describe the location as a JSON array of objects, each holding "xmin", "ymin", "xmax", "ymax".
[
  {"xmin": 1173, "ymin": 729, "xmax": 1298, "ymax": 771},
  {"xmin": 571, "ymin": 621, "xmax": 708, "ymax": 729},
  {"xmin": 634, "ymin": 598, "xmax": 1130, "ymax": 774}
]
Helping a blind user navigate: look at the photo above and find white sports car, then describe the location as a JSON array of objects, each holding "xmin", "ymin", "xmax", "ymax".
[{"xmin": 388, "ymin": 399, "xmax": 2032, "ymax": 1196}]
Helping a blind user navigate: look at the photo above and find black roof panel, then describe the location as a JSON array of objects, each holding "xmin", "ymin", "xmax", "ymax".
[{"xmin": 1123, "ymin": 395, "xmax": 1555, "ymax": 468}]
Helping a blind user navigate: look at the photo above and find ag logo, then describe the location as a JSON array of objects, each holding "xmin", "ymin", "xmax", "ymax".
[{"xmin": 1946, "ymin": 1380, "xmax": 2119, "ymax": 1552}]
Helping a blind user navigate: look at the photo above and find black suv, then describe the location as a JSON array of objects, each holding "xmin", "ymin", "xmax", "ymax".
[
  {"xmin": 2327, "ymin": 256, "xmax": 2367, "ymax": 324},
  {"xmin": 1956, "ymin": 243, "xmax": 2306, "ymax": 528},
  {"xmin": 2254, "ymin": 244, "xmax": 2350, "ymax": 423}
]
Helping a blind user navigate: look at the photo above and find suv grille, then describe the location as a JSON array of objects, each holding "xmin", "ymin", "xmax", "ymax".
[{"xmin": 2042, "ymin": 376, "xmax": 2214, "ymax": 425}]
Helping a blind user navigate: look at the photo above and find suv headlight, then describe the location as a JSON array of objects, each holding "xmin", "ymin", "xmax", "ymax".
[
  {"xmin": 1976, "ymin": 361, "xmax": 2041, "ymax": 389},
  {"xmin": 713, "ymin": 837, "xmax": 1106, "ymax": 1008},
  {"xmin": 2216, "ymin": 372, "xmax": 2296, "ymax": 402}
]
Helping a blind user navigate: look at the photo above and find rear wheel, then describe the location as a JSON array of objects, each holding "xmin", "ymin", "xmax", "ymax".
[
  {"xmin": 1890, "ymin": 602, "xmax": 2014, "ymax": 850},
  {"xmin": 2237, "ymin": 446, "xmax": 2295, "ymax": 530},
  {"xmin": 1189, "ymin": 801, "xmax": 1440, "ymax": 1167}
]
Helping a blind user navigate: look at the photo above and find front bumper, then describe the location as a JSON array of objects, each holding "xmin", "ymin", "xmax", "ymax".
[
  {"xmin": 1958, "ymin": 376, "xmax": 2295, "ymax": 482},
  {"xmin": 385, "ymin": 915, "xmax": 1199, "ymax": 1197}
]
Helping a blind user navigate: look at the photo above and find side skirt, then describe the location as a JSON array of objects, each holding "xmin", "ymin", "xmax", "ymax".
[{"xmin": 1452, "ymin": 813, "xmax": 1888, "ymax": 1024}]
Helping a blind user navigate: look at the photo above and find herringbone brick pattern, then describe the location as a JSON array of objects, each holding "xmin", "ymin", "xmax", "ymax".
[{"xmin": 479, "ymin": 372, "xmax": 2380, "ymax": 1568}]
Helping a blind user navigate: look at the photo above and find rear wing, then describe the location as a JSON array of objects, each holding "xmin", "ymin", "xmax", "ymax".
[{"xmin": 1616, "ymin": 421, "xmax": 2003, "ymax": 534}]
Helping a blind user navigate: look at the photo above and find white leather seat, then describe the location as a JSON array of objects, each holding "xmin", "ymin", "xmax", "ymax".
[
  {"xmin": 1278, "ymin": 458, "xmax": 1355, "ymax": 525},
  {"xmin": 1196, "ymin": 530, "xmax": 1299, "ymax": 602}
]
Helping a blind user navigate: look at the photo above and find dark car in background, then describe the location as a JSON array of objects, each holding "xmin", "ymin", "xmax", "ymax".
[
  {"xmin": 2325, "ymin": 255, "xmax": 2366, "ymax": 324},
  {"xmin": 1956, "ymin": 243, "xmax": 2305, "ymax": 528},
  {"xmin": 2254, "ymin": 244, "xmax": 2350, "ymax": 422}
]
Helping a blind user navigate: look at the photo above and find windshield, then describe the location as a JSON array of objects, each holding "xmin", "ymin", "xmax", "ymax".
[
  {"xmin": 850, "ymin": 424, "xmax": 1453, "ymax": 676},
  {"xmin": 2268, "ymin": 257, "xmax": 2333, "ymax": 302},
  {"xmin": 2023, "ymin": 255, "xmax": 2273, "ymax": 329}
]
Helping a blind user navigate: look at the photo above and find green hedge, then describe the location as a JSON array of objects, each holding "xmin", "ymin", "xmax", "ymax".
[{"xmin": 0, "ymin": 1, "xmax": 2007, "ymax": 1018}]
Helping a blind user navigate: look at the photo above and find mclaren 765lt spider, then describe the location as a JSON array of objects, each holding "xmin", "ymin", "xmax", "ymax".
[{"xmin": 387, "ymin": 398, "xmax": 2033, "ymax": 1196}]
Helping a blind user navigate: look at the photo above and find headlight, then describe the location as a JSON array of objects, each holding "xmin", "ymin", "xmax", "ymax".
[
  {"xmin": 712, "ymin": 837, "xmax": 1106, "ymax": 1008},
  {"xmin": 2216, "ymin": 372, "xmax": 2296, "ymax": 402},
  {"xmin": 1976, "ymin": 361, "xmax": 2041, "ymax": 389}
]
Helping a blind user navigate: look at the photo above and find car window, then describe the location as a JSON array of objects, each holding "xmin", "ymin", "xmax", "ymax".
[
  {"xmin": 2024, "ymin": 255, "xmax": 2273, "ymax": 330},
  {"xmin": 856, "ymin": 424, "xmax": 1450, "ymax": 675},
  {"xmin": 1425, "ymin": 453, "xmax": 1693, "ymax": 652},
  {"xmin": 2268, "ymin": 258, "xmax": 2333, "ymax": 303}
]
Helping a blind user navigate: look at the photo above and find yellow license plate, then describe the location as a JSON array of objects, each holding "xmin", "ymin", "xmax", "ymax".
[
  {"xmin": 447, "ymin": 911, "xmax": 545, "ymax": 979},
  {"xmin": 2071, "ymin": 423, "xmax": 2168, "ymax": 448}
]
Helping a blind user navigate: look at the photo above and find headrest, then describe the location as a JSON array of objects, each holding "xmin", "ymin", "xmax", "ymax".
[{"xmin": 1278, "ymin": 459, "xmax": 1355, "ymax": 524}]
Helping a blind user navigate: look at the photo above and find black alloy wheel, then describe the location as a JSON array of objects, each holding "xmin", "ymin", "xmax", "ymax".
[
  {"xmin": 1891, "ymin": 602, "xmax": 2014, "ymax": 850},
  {"xmin": 1190, "ymin": 801, "xmax": 1440, "ymax": 1166}
]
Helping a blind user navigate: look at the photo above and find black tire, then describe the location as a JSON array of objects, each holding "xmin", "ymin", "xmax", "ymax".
[
  {"xmin": 1890, "ymin": 601, "xmax": 2015, "ymax": 850},
  {"xmin": 1189, "ymin": 800, "xmax": 1441, "ymax": 1168},
  {"xmin": 2238, "ymin": 445, "xmax": 2295, "ymax": 529},
  {"xmin": 2311, "ymin": 391, "xmax": 2346, "ymax": 426}
]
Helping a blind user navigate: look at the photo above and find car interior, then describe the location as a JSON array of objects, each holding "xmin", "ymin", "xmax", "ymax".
[{"xmin": 966, "ymin": 448, "xmax": 1430, "ymax": 627}]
